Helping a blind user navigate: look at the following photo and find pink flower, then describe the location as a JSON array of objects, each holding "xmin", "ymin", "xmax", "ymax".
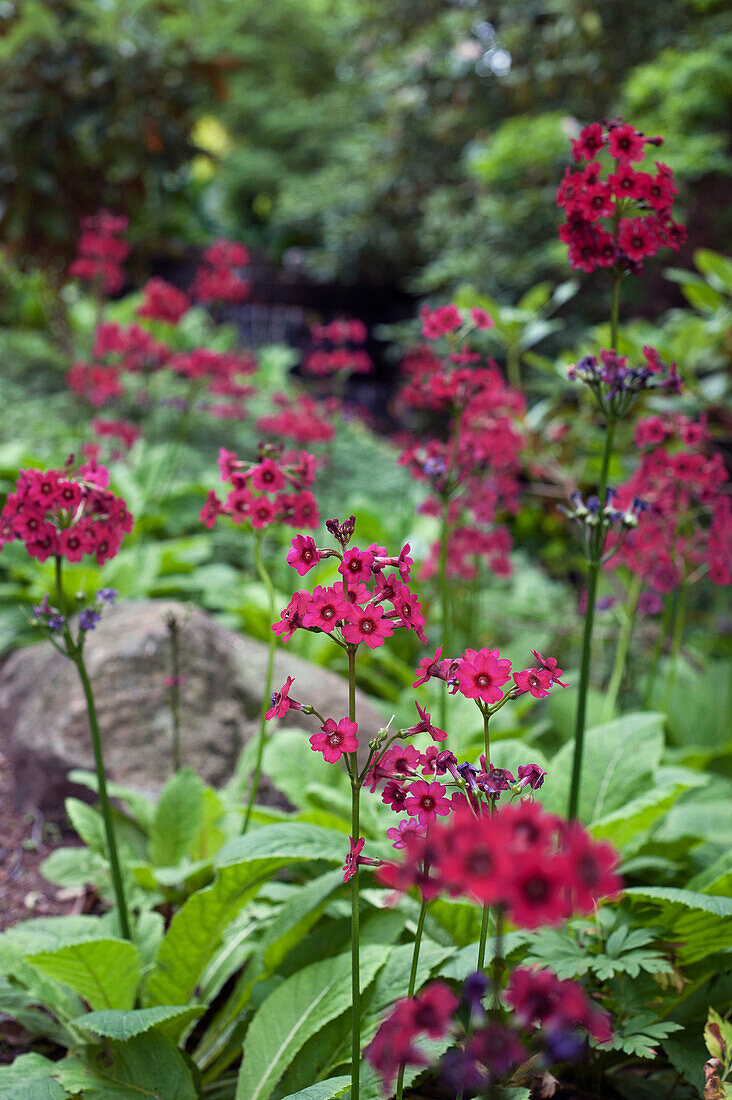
[
  {"xmin": 302, "ymin": 585, "xmax": 349, "ymax": 633},
  {"xmin": 454, "ymin": 647, "xmax": 512, "ymax": 704},
  {"xmin": 248, "ymin": 496, "xmax": 278, "ymax": 529},
  {"xmin": 310, "ymin": 717, "xmax": 359, "ymax": 763},
  {"xmin": 199, "ymin": 490, "xmax": 223, "ymax": 529},
  {"xmin": 412, "ymin": 645, "xmax": 446, "ymax": 687},
  {"xmin": 272, "ymin": 591, "xmax": 311, "ymax": 641},
  {"xmin": 338, "ymin": 547, "xmax": 375, "ymax": 587},
  {"xmin": 250, "ymin": 459, "xmax": 286, "ymax": 493},
  {"xmin": 382, "ymin": 780, "xmax": 408, "ymax": 812},
  {"xmin": 530, "ymin": 652, "xmax": 568, "ymax": 688},
  {"xmin": 516, "ymin": 763, "xmax": 547, "ymax": 790},
  {"xmin": 513, "ymin": 667, "xmax": 554, "ymax": 698},
  {"xmin": 287, "ymin": 534, "xmax": 321, "ymax": 575},
  {"xmin": 470, "ymin": 307, "xmax": 494, "ymax": 330},
  {"xmin": 265, "ymin": 675, "xmax": 296, "ymax": 720},
  {"xmin": 404, "ymin": 780, "xmax": 450, "ymax": 825},
  {"xmin": 403, "ymin": 701, "xmax": 447, "ymax": 743},
  {"xmin": 343, "ymin": 835, "xmax": 365, "ymax": 883},
  {"xmin": 387, "ymin": 819, "xmax": 426, "ymax": 849},
  {"xmin": 341, "ymin": 603, "xmax": 394, "ymax": 648}
]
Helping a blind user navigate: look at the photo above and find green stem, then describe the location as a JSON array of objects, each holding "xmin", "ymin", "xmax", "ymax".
[
  {"xmin": 568, "ymin": 559, "xmax": 599, "ymax": 821},
  {"xmin": 438, "ymin": 495, "xmax": 450, "ymax": 732},
  {"xmin": 602, "ymin": 572, "xmax": 642, "ymax": 721},
  {"xmin": 55, "ymin": 557, "xmax": 131, "ymax": 939},
  {"xmin": 477, "ymin": 710, "xmax": 491, "ymax": 971},
  {"xmin": 166, "ymin": 614, "xmax": 182, "ymax": 772},
  {"xmin": 242, "ymin": 533, "xmax": 277, "ymax": 833},
  {"xmin": 347, "ymin": 645, "xmax": 360, "ymax": 1100},
  {"xmin": 610, "ymin": 272, "xmax": 621, "ymax": 353},
  {"xmin": 506, "ymin": 341, "xmax": 521, "ymax": 390},
  {"xmin": 644, "ymin": 593, "xmax": 673, "ymax": 708},
  {"xmin": 492, "ymin": 908, "xmax": 504, "ymax": 1014},
  {"xmin": 663, "ymin": 583, "xmax": 687, "ymax": 709},
  {"xmin": 395, "ymin": 898, "xmax": 429, "ymax": 1100}
]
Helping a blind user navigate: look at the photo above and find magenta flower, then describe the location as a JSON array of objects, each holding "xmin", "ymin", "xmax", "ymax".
[
  {"xmin": 310, "ymin": 717, "xmax": 359, "ymax": 763},
  {"xmin": 341, "ymin": 603, "xmax": 394, "ymax": 648},
  {"xmin": 286, "ymin": 534, "xmax": 321, "ymax": 576},
  {"xmin": 343, "ymin": 836, "xmax": 365, "ymax": 883},
  {"xmin": 250, "ymin": 458, "xmax": 286, "ymax": 493},
  {"xmin": 517, "ymin": 763, "xmax": 548, "ymax": 790},
  {"xmin": 454, "ymin": 647, "xmax": 512, "ymax": 704},
  {"xmin": 403, "ymin": 701, "xmax": 447, "ymax": 743},
  {"xmin": 513, "ymin": 666, "xmax": 553, "ymax": 698},
  {"xmin": 338, "ymin": 547, "xmax": 375, "ymax": 587},
  {"xmin": 382, "ymin": 780, "xmax": 408, "ymax": 812},
  {"xmin": 530, "ymin": 651, "xmax": 568, "ymax": 687},
  {"xmin": 412, "ymin": 645, "xmax": 445, "ymax": 687},
  {"xmin": 386, "ymin": 818, "xmax": 427, "ymax": 849},
  {"xmin": 272, "ymin": 590, "xmax": 311, "ymax": 641},
  {"xmin": 265, "ymin": 675, "xmax": 296, "ymax": 720},
  {"xmin": 404, "ymin": 780, "xmax": 450, "ymax": 825},
  {"xmin": 247, "ymin": 496, "xmax": 278, "ymax": 529},
  {"xmin": 302, "ymin": 585, "xmax": 349, "ymax": 633}
]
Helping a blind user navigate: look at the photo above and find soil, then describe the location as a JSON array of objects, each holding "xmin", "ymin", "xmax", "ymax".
[{"xmin": 0, "ymin": 750, "xmax": 87, "ymax": 933}]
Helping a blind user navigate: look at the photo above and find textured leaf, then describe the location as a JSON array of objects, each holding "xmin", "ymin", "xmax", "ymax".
[
  {"xmin": 0, "ymin": 978, "xmax": 71, "ymax": 1045},
  {"xmin": 0, "ymin": 1053, "xmax": 68, "ymax": 1099},
  {"xmin": 591, "ymin": 784, "xmax": 687, "ymax": 848},
  {"xmin": 68, "ymin": 769, "xmax": 155, "ymax": 830},
  {"xmin": 147, "ymin": 826, "xmax": 344, "ymax": 1007},
  {"xmin": 54, "ymin": 1032, "xmax": 197, "ymax": 1099},
  {"xmin": 27, "ymin": 938, "xmax": 141, "ymax": 1011},
  {"xmin": 280, "ymin": 1079, "xmax": 351, "ymax": 1100},
  {"xmin": 235, "ymin": 945, "xmax": 386, "ymax": 1100},
  {"xmin": 73, "ymin": 1004, "xmax": 205, "ymax": 1042},
  {"xmin": 149, "ymin": 768, "xmax": 205, "ymax": 867},
  {"xmin": 625, "ymin": 889, "xmax": 732, "ymax": 964},
  {"xmin": 542, "ymin": 713, "xmax": 665, "ymax": 823}
]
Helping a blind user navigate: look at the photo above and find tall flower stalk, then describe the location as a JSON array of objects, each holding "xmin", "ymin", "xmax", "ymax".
[
  {"xmin": 55, "ymin": 557, "xmax": 131, "ymax": 939},
  {"xmin": 242, "ymin": 532, "xmax": 277, "ymax": 833}
]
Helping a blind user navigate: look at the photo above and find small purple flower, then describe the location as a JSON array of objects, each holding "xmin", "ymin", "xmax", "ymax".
[
  {"xmin": 96, "ymin": 587, "xmax": 118, "ymax": 604},
  {"xmin": 462, "ymin": 970, "xmax": 488, "ymax": 1011},
  {"xmin": 47, "ymin": 613, "xmax": 66, "ymax": 631},
  {"xmin": 79, "ymin": 608, "xmax": 101, "ymax": 631},
  {"xmin": 32, "ymin": 595, "xmax": 52, "ymax": 618},
  {"xmin": 544, "ymin": 1028, "xmax": 587, "ymax": 1063},
  {"xmin": 456, "ymin": 761, "xmax": 480, "ymax": 792},
  {"xmin": 478, "ymin": 764, "xmax": 515, "ymax": 795},
  {"xmin": 440, "ymin": 1048, "xmax": 486, "ymax": 1094},
  {"xmin": 516, "ymin": 763, "xmax": 547, "ymax": 790}
]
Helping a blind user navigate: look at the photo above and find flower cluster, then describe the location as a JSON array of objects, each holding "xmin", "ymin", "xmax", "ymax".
[
  {"xmin": 137, "ymin": 277, "xmax": 191, "ymax": 325},
  {"xmin": 257, "ymin": 392, "xmax": 336, "ymax": 445},
  {"xmin": 608, "ymin": 417, "xmax": 731, "ymax": 590},
  {"xmin": 191, "ymin": 239, "xmax": 251, "ymax": 304},
  {"xmin": 562, "ymin": 489, "xmax": 648, "ymax": 565},
  {"xmin": 367, "ymin": 966, "xmax": 611, "ymax": 1094},
  {"xmin": 558, "ymin": 120, "xmax": 686, "ymax": 273},
  {"xmin": 396, "ymin": 330, "xmax": 525, "ymax": 581},
  {"xmin": 200, "ymin": 446, "xmax": 319, "ymax": 532},
  {"xmin": 568, "ymin": 345, "xmax": 682, "ymax": 420},
  {"xmin": 68, "ymin": 211, "xmax": 129, "ymax": 294},
  {"xmin": 31, "ymin": 587, "xmax": 118, "ymax": 635},
  {"xmin": 273, "ymin": 521, "xmax": 425, "ymax": 648},
  {"xmin": 378, "ymin": 801, "xmax": 621, "ymax": 924},
  {"xmin": 303, "ymin": 317, "xmax": 373, "ymax": 377},
  {"xmin": 0, "ymin": 461, "xmax": 134, "ymax": 565}
]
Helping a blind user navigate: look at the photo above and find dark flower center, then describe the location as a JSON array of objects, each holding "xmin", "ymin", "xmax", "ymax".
[
  {"xmin": 361, "ymin": 619, "xmax": 374, "ymax": 632},
  {"xmin": 524, "ymin": 875, "xmax": 550, "ymax": 903},
  {"xmin": 328, "ymin": 732, "xmax": 342, "ymax": 746},
  {"xmin": 476, "ymin": 673, "xmax": 492, "ymax": 688},
  {"xmin": 421, "ymin": 796, "xmax": 435, "ymax": 810}
]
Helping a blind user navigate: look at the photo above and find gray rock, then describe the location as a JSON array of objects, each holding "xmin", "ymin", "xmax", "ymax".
[{"xmin": 0, "ymin": 600, "xmax": 386, "ymax": 816}]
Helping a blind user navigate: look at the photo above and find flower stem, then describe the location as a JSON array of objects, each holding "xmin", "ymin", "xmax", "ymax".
[
  {"xmin": 492, "ymin": 907, "xmax": 504, "ymax": 1014},
  {"xmin": 166, "ymin": 613, "xmax": 182, "ymax": 772},
  {"xmin": 348, "ymin": 645, "xmax": 361, "ymax": 1100},
  {"xmin": 438, "ymin": 495, "xmax": 450, "ymax": 732},
  {"xmin": 395, "ymin": 897, "xmax": 429, "ymax": 1100},
  {"xmin": 477, "ymin": 709, "xmax": 491, "ymax": 971},
  {"xmin": 663, "ymin": 582, "xmax": 687, "ymax": 709},
  {"xmin": 506, "ymin": 341, "xmax": 521, "ymax": 389},
  {"xmin": 603, "ymin": 571, "xmax": 642, "ymax": 720},
  {"xmin": 55, "ymin": 557, "xmax": 131, "ymax": 939},
  {"xmin": 644, "ymin": 593, "xmax": 673, "ymax": 707},
  {"xmin": 242, "ymin": 532, "xmax": 277, "ymax": 834}
]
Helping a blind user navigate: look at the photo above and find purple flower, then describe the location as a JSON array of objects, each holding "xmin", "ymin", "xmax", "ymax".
[
  {"xmin": 462, "ymin": 970, "xmax": 488, "ymax": 1011},
  {"xmin": 32, "ymin": 595, "xmax": 52, "ymax": 618},
  {"xmin": 47, "ymin": 614, "xmax": 66, "ymax": 631},
  {"xmin": 517, "ymin": 763, "xmax": 547, "ymax": 791},
  {"xmin": 96, "ymin": 587, "xmax": 118, "ymax": 604},
  {"xmin": 79, "ymin": 609, "xmax": 101, "ymax": 631}
]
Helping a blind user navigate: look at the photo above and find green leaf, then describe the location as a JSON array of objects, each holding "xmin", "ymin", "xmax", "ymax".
[
  {"xmin": 68, "ymin": 769, "xmax": 155, "ymax": 831},
  {"xmin": 541, "ymin": 712, "xmax": 665, "ymax": 823},
  {"xmin": 279, "ymin": 1080, "xmax": 351, "ymax": 1100},
  {"xmin": 65, "ymin": 798, "xmax": 108, "ymax": 856},
  {"xmin": 235, "ymin": 945, "xmax": 386, "ymax": 1100},
  {"xmin": 54, "ymin": 1032, "xmax": 197, "ymax": 1099},
  {"xmin": 149, "ymin": 768, "xmax": 206, "ymax": 867},
  {"xmin": 625, "ymin": 889, "xmax": 732, "ymax": 965},
  {"xmin": 27, "ymin": 938, "xmax": 141, "ymax": 1010},
  {"xmin": 0, "ymin": 1053, "xmax": 69, "ymax": 1099},
  {"xmin": 147, "ymin": 826, "xmax": 345, "ymax": 1007},
  {"xmin": 590, "ymin": 784, "xmax": 687, "ymax": 848},
  {"xmin": 694, "ymin": 249, "xmax": 732, "ymax": 294},
  {"xmin": 73, "ymin": 1004, "xmax": 205, "ymax": 1042}
]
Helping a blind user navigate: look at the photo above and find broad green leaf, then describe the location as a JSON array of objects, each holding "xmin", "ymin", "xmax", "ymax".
[
  {"xmin": 27, "ymin": 938, "xmax": 141, "ymax": 1011},
  {"xmin": 624, "ymin": 887, "xmax": 732, "ymax": 917},
  {"xmin": 65, "ymin": 798, "xmax": 107, "ymax": 856},
  {"xmin": 40, "ymin": 846, "xmax": 109, "ymax": 889},
  {"xmin": 681, "ymin": 280, "xmax": 725, "ymax": 313},
  {"xmin": 149, "ymin": 768, "xmax": 205, "ymax": 867},
  {"xmin": 590, "ymin": 784, "xmax": 687, "ymax": 848},
  {"xmin": 541, "ymin": 712, "xmax": 665, "ymax": 823},
  {"xmin": 694, "ymin": 249, "xmax": 732, "ymax": 293},
  {"xmin": 147, "ymin": 825, "xmax": 344, "ymax": 1007},
  {"xmin": 625, "ymin": 888, "xmax": 732, "ymax": 965},
  {"xmin": 280, "ymin": 1080, "xmax": 351, "ymax": 1100},
  {"xmin": 235, "ymin": 945, "xmax": 386, "ymax": 1100},
  {"xmin": 0, "ymin": 1053, "xmax": 68, "ymax": 1100},
  {"xmin": 68, "ymin": 769, "xmax": 155, "ymax": 830},
  {"xmin": 54, "ymin": 1032, "xmax": 197, "ymax": 1099},
  {"xmin": 0, "ymin": 941, "xmax": 84, "ymax": 1023},
  {"xmin": 194, "ymin": 869, "xmax": 344, "ymax": 1068},
  {"xmin": 73, "ymin": 1004, "xmax": 205, "ymax": 1042}
]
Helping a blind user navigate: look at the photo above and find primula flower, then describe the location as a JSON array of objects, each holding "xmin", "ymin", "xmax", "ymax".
[
  {"xmin": 507, "ymin": 852, "xmax": 573, "ymax": 929},
  {"xmin": 265, "ymin": 675, "xmax": 298, "ymax": 720},
  {"xmin": 382, "ymin": 780, "xmax": 409, "ymax": 813},
  {"xmin": 386, "ymin": 818, "xmax": 426, "ymax": 849},
  {"xmin": 310, "ymin": 717, "xmax": 359, "ymax": 763},
  {"xmin": 302, "ymin": 585, "xmax": 349, "ymax": 633},
  {"xmin": 411, "ymin": 983, "xmax": 459, "ymax": 1038},
  {"xmin": 412, "ymin": 645, "xmax": 448, "ymax": 687},
  {"xmin": 286, "ymin": 534, "xmax": 321, "ymax": 575},
  {"xmin": 272, "ymin": 591, "xmax": 311, "ymax": 641},
  {"xmin": 560, "ymin": 822, "xmax": 622, "ymax": 911},
  {"xmin": 516, "ymin": 763, "xmax": 547, "ymax": 790},
  {"xmin": 513, "ymin": 666, "xmax": 554, "ymax": 698},
  {"xmin": 338, "ymin": 547, "xmax": 375, "ymax": 587},
  {"xmin": 342, "ymin": 835, "xmax": 379, "ymax": 882},
  {"xmin": 530, "ymin": 652, "xmax": 568, "ymax": 687},
  {"xmin": 137, "ymin": 277, "xmax": 190, "ymax": 325},
  {"xmin": 506, "ymin": 967, "xmax": 612, "ymax": 1043},
  {"xmin": 454, "ymin": 647, "xmax": 512, "ymax": 704},
  {"xmin": 403, "ymin": 780, "xmax": 450, "ymax": 825},
  {"xmin": 403, "ymin": 701, "xmax": 447, "ymax": 743},
  {"xmin": 250, "ymin": 458, "xmax": 287, "ymax": 493},
  {"xmin": 341, "ymin": 603, "xmax": 394, "ymax": 648}
]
